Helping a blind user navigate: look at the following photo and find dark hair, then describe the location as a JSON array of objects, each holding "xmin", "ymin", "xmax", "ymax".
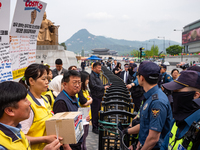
[
  {"xmin": 44, "ymin": 65, "xmax": 50, "ymax": 75},
  {"xmin": 19, "ymin": 63, "xmax": 47, "ymax": 89},
  {"xmin": 93, "ymin": 62, "xmax": 101, "ymax": 68},
  {"xmin": 55, "ymin": 59, "xmax": 63, "ymax": 65},
  {"xmin": 145, "ymin": 76, "xmax": 159, "ymax": 85},
  {"xmin": 171, "ymin": 69, "xmax": 179, "ymax": 75},
  {"xmin": 63, "ymin": 70, "xmax": 81, "ymax": 82},
  {"xmin": 124, "ymin": 63, "xmax": 128, "ymax": 66},
  {"xmin": 138, "ymin": 72, "xmax": 159, "ymax": 85},
  {"xmin": 0, "ymin": 81, "xmax": 27, "ymax": 118},
  {"xmin": 80, "ymin": 71, "xmax": 89, "ymax": 90},
  {"xmin": 68, "ymin": 65, "xmax": 77, "ymax": 70},
  {"xmin": 116, "ymin": 62, "xmax": 121, "ymax": 68}
]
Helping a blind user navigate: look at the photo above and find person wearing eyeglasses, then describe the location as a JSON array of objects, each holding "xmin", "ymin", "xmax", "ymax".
[{"xmin": 53, "ymin": 70, "xmax": 82, "ymax": 150}]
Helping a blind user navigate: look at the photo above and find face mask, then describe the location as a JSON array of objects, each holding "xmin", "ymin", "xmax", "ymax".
[{"xmin": 172, "ymin": 91, "xmax": 198, "ymax": 122}]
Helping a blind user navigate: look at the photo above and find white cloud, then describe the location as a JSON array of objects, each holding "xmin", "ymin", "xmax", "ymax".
[
  {"xmin": 121, "ymin": 15, "xmax": 130, "ymax": 21},
  {"xmin": 85, "ymin": 12, "xmax": 114, "ymax": 21}
]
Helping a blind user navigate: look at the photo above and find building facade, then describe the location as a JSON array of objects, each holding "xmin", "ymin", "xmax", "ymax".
[
  {"xmin": 91, "ymin": 48, "xmax": 118, "ymax": 56},
  {"xmin": 182, "ymin": 19, "xmax": 200, "ymax": 53}
]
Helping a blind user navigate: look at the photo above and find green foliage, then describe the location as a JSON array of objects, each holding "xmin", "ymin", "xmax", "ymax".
[
  {"xmin": 130, "ymin": 49, "xmax": 140, "ymax": 57},
  {"xmin": 143, "ymin": 45, "xmax": 159, "ymax": 57},
  {"xmin": 151, "ymin": 45, "xmax": 159, "ymax": 56},
  {"xmin": 60, "ymin": 42, "xmax": 67, "ymax": 50},
  {"xmin": 166, "ymin": 45, "xmax": 183, "ymax": 55}
]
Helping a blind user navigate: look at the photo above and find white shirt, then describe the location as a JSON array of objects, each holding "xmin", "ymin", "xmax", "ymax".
[
  {"xmin": 123, "ymin": 71, "xmax": 129, "ymax": 83},
  {"xmin": 58, "ymin": 68, "xmax": 63, "ymax": 75},
  {"xmin": 20, "ymin": 98, "xmax": 46, "ymax": 134}
]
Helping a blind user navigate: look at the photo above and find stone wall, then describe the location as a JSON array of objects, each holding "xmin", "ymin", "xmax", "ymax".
[{"xmin": 165, "ymin": 55, "xmax": 200, "ymax": 65}]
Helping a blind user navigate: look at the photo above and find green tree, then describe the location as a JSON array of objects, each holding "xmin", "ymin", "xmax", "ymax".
[
  {"xmin": 144, "ymin": 45, "xmax": 159, "ymax": 57},
  {"xmin": 144, "ymin": 50, "xmax": 152, "ymax": 57},
  {"xmin": 151, "ymin": 45, "xmax": 159, "ymax": 56},
  {"xmin": 60, "ymin": 42, "xmax": 67, "ymax": 50},
  {"xmin": 166, "ymin": 45, "xmax": 183, "ymax": 55},
  {"xmin": 130, "ymin": 49, "xmax": 140, "ymax": 57}
]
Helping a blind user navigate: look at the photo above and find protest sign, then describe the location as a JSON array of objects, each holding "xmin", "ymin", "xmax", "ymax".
[
  {"xmin": 0, "ymin": 0, "xmax": 13, "ymax": 82},
  {"xmin": 78, "ymin": 107, "xmax": 90, "ymax": 125},
  {"xmin": 10, "ymin": 0, "xmax": 47, "ymax": 79}
]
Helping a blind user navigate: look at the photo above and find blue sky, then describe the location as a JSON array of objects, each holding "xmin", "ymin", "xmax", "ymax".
[{"xmin": 11, "ymin": 0, "xmax": 200, "ymax": 43}]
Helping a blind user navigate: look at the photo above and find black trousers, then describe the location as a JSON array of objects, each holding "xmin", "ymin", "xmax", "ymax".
[
  {"xmin": 132, "ymin": 95, "xmax": 144, "ymax": 112},
  {"xmin": 91, "ymin": 97, "xmax": 101, "ymax": 129}
]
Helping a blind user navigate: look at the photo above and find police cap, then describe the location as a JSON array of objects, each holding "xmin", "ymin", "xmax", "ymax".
[
  {"xmin": 163, "ymin": 70, "xmax": 200, "ymax": 90},
  {"xmin": 138, "ymin": 61, "xmax": 160, "ymax": 80}
]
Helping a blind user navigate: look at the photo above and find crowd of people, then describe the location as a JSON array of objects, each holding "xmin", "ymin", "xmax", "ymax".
[
  {"xmin": 0, "ymin": 58, "xmax": 200, "ymax": 150},
  {"xmin": 107, "ymin": 59, "xmax": 200, "ymax": 150}
]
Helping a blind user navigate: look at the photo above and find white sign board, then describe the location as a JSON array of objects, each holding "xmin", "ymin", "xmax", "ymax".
[
  {"xmin": 0, "ymin": 0, "xmax": 13, "ymax": 82},
  {"xmin": 78, "ymin": 107, "xmax": 90, "ymax": 125},
  {"xmin": 10, "ymin": 0, "xmax": 47, "ymax": 79}
]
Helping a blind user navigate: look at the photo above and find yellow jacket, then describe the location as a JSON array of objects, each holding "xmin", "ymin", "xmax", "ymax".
[
  {"xmin": 0, "ymin": 124, "xmax": 31, "ymax": 150},
  {"xmin": 26, "ymin": 91, "xmax": 53, "ymax": 150}
]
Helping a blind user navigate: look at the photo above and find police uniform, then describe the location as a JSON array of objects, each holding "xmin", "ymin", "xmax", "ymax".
[
  {"xmin": 137, "ymin": 61, "xmax": 173, "ymax": 149},
  {"xmin": 161, "ymin": 72, "xmax": 173, "ymax": 84},
  {"xmin": 161, "ymin": 109, "xmax": 200, "ymax": 150},
  {"xmin": 139, "ymin": 85, "xmax": 172, "ymax": 149},
  {"xmin": 159, "ymin": 64, "xmax": 173, "ymax": 84},
  {"xmin": 160, "ymin": 70, "xmax": 200, "ymax": 150}
]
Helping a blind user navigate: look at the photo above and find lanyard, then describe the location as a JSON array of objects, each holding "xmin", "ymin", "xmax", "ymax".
[{"xmin": 62, "ymin": 90, "xmax": 80, "ymax": 108}]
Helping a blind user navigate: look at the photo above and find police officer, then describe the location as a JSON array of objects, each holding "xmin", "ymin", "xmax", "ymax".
[
  {"xmin": 126, "ymin": 64, "xmax": 144, "ymax": 112},
  {"xmin": 133, "ymin": 61, "xmax": 173, "ymax": 150},
  {"xmin": 161, "ymin": 70, "xmax": 200, "ymax": 150},
  {"xmin": 159, "ymin": 64, "xmax": 173, "ymax": 108},
  {"xmin": 160, "ymin": 64, "xmax": 173, "ymax": 84}
]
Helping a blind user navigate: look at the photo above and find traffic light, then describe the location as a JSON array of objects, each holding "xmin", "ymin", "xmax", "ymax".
[
  {"xmin": 139, "ymin": 47, "xmax": 145, "ymax": 51},
  {"xmin": 139, "ymin": 47, "xmax": 145, "ymax": 63}
]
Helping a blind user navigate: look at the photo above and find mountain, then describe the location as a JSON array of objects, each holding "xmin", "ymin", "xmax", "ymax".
[{"xmin": 64, "ymin": 29, "xmax": 181, "ymax": 55}]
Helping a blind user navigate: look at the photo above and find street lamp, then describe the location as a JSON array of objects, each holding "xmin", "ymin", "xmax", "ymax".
[
  {"xmin": 174, "ymin": 29, "xmax": 183, "ymax": 32},
  {"xmin": 174, "ymin": 28, "xmax": 184, "ymax": 61},
  {"xmin": 158, "ymin": 36, "xmax": 165, "ymax": 53},
  {"xmin": 149, "ymin": 40, "xmax": 155, "ymax": 50}
]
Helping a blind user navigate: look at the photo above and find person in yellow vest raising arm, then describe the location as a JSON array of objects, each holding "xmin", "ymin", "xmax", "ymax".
[
  {"xmin": 19, "ymin": 64, "xmax": 63, "ymax": 150},
  {"xmin": 0, "ymin": 81, "xmax": 61, "ymax": 150}
]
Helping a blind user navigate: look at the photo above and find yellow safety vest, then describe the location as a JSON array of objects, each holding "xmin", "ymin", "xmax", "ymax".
[
  {"xmin": 0, "ymin": 125, "xmax": 31, "ymax": 150},
  {"xmin": 168, "ymin": 122, "xmax": 193, "ymax": 150},
  {"xmin": 78, "ymin": 89, "xmax": 92, "ymax": 119},
  {"xmin": 26, "ymin": 92, "xmax": 53, "ymax": 150},
  {"xmin": 42, "ymin": 90, "xmax": 55, "ymax": 111}
]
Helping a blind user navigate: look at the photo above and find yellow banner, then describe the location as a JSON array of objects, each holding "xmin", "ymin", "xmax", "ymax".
[{"xmin": 12, "ymin": 67, "xmax": 27, "ymax": 80}]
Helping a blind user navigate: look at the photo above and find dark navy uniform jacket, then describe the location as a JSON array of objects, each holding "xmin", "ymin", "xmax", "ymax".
[
  {"xmin": 54, "ymin": 90, "xmax": 83, "ymax": 143},
  {"xmin": 139, "ymin": 85, "xmax": 173, "ymax": 148},
  {"xmin": 54, "ymin": 90, "xmax": 79, "ymax": 111},
  {"xmin": 162, "ymin": 72, "xmax": 173, "ymax": 84}
]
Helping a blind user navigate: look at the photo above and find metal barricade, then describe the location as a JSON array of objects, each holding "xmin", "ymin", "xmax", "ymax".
[{"xmin": 98, "ymin": 66, "xmax": 136, "ymax": 150}]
